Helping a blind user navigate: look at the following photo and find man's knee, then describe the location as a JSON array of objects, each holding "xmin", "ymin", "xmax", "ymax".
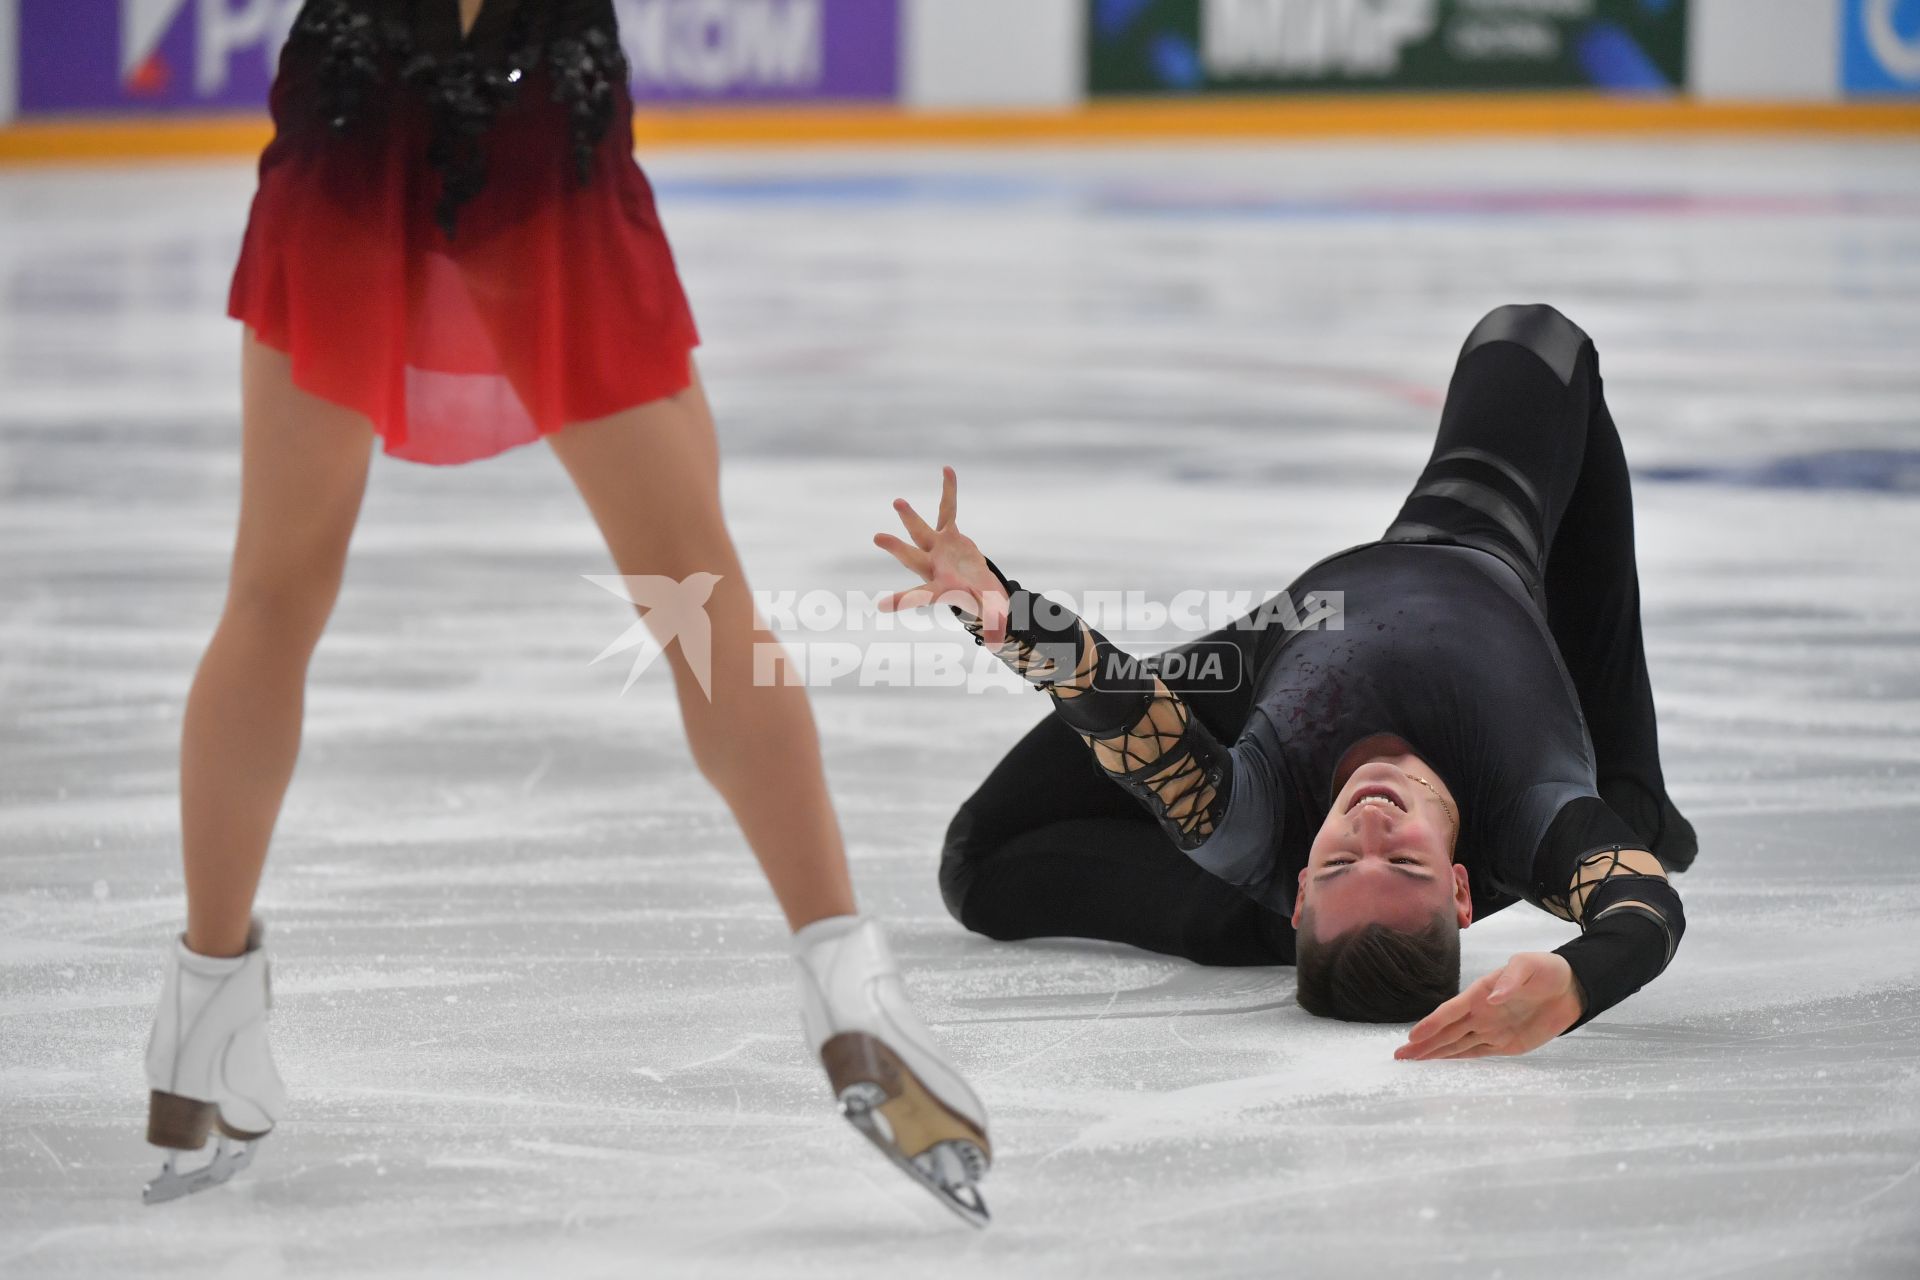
[
  {"xmin": 1460, "ymin": 303, "xmax": 1590, "ymax": 387},
  {"xmin": 938, "ymin": 805, "xmax": 987, "ymax": 932},
  {"xmin": 939, "ymin": 805, "xmax": 1033, "ymax": 941}
]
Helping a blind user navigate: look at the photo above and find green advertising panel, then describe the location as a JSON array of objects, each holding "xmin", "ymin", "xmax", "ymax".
[{"xmin": 1088, "ymin": 0, "xmax": 1689, "ymax": 97}]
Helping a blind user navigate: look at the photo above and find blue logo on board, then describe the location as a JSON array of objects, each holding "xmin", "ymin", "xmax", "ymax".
[{"xmin": 1843, "ymin": 0, "xmax": 1920, "ymax": 95}]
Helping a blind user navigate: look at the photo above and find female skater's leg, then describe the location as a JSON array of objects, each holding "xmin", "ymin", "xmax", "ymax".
[
  {"xmin": 548, "ymin": 370, "xmax": 991, "ymax": 1221},
  {"xmin": 181, "ymin": 335, "xmax": 375, "ymax": 957},
  {"xmin": 546, "ymin": 371, "xmax": 852, "ymax": 927},
  {"xmin": 145, "ymin": 333, "xmax": 372, "ymax": 1202}
]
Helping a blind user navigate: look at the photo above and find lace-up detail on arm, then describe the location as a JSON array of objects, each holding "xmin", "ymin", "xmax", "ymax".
[
  {"xmin": 1538, "ymin": 843, "xmax": 1670, "ymax": 923},
  {"xmin": 952, "ymin": 607, "xmax": 1086, "ymax": 690},
  {"xmin": 953, "ymin": 578, "xmax": 1233, "ymax": 855},
  {"xmin": 1081, "ymin": 688, "xmax": 1228, "ymax": 849},
  {"xmin": 1545, "ymin": 841, "xmax": 1687, "ymax": 1032}
]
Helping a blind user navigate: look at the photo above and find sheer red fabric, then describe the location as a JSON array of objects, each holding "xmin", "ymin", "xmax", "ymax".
[{"xmin": 229, "ymin": 66, "xmax": 698, "ymax": 465}]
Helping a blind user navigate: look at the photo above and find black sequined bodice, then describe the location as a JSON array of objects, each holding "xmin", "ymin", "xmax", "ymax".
[{"xmin": 278, "ymin": 0, "xmax": 629, "ymax": 235}]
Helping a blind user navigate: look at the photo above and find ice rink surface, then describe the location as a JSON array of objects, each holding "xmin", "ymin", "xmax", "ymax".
[{"xmin": 3, "ymin": 136, "xmax": 1919, "ymax": 1278}]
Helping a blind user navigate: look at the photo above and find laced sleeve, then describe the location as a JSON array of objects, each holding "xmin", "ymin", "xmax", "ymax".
[
  {"xmin": 951, "ymin": 563, "xmax": 1234, "ymax": 853},
  {"xmin": 1545, "ymin": 841, "xmax": 1687, "ymax": 1031}
]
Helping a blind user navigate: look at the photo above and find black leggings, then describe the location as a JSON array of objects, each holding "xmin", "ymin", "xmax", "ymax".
[{"xmin": 939, "ymin": 305, "xmax": 1669, "ymax": 967}]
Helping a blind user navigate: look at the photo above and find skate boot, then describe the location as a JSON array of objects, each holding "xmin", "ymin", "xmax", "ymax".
[
  {"xmin": 792, "ymin": 915, "xmax": 991, "ymax": 1227},
  {"xmin": 142, "ymin": 921, "xmax": 286, "ymax": 1204}
]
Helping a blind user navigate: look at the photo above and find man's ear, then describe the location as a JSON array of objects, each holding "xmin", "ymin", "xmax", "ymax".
[
  {"xmin": 1292, "ymin": 868, "xmax": 1307, "ymax": 928},
  {"xmin": 1452, "ymin": 862, "xmax": 1473, "ymax": 928}
]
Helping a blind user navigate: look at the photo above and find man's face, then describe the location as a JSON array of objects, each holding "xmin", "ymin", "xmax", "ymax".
[{"xmin": 1292, "ymin": 759, "xmax": 1473, "ymax": 939}]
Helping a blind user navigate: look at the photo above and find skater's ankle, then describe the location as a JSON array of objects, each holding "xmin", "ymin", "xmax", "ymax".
[
  {"xmin": 183, "ymin": 919, "xmax": 259, "ymax": 960},
  {"xmin": 791, "ymin": 913, "xmax": 868, "ymax": 948}
]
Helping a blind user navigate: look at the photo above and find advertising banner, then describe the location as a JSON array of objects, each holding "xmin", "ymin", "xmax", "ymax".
[
  {"xmin": 1087, "ymin": 0, "xmax": 1689, "ymax": 97},
  {"xmin": 20, "ymin": 0, "xmax": 296, "ymax": 114},
  {"xmin": 626, "ymin": 0, "xmax": 899, "ymax": 102},
  {"xmin": 17, "ymin": 0, "xmax": 900, "ymax": 117},
  {"xmin": 1842, "ymin": 0, "xmax": 1920, "ymax": 96}
]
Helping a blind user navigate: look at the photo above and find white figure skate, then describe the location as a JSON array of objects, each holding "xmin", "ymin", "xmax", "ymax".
[
  {"xmin": 792, "ymin": 916, "xmax": 991, "ymax": 1227},
  {"xmin": 142, "ymin": 921, "xmax": 286, "ymax": 1204}
]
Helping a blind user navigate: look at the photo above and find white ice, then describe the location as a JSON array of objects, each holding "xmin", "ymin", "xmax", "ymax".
[{"xmin": 2, "ymin": 137, "xmax": 1919, "ymax": 1279}]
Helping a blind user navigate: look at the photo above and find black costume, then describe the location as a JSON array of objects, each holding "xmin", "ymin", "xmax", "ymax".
[
  {"xmin": 276, "ymin": 0, "xmax": 629, "ymax": 235},
  {"xmin": 940, "ymin": 305, "xmax": 1692, "ymax": 1024}
]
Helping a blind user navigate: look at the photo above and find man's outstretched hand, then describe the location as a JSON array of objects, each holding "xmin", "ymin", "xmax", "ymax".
[
  {"xmin": 874, "ymin": 466, "xmax": 1012, "ymax": 647},
  {"xmin": 1394, "ymin": 951, "xmax": 1585, "ymax": 1060}
]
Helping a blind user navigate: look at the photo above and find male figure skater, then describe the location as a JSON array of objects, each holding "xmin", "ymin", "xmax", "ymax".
[{"xmin": 875, "ymin": 305, "xmax": 1696, "ymax": 1057}]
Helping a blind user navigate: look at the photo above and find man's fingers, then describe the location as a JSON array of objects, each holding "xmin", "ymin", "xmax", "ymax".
[
  {"xmin": 894, "ymin": 498, "xmax": 937, "ymax": 550},
  {"xmin": 878, "ymin": 585, "xmax": 937, "ymax": 613},
  {"xmin": 1406, "ymin": 1003, "xmax": 1468, "ymax": 1045},
  {"xmin": 1424, "ymin": 1032, "xmax": 1505, "ymax": 1060},
  {"xmin": 937, "ymin": 466, "xmax": 957, "ymax": 530},
  {"xmin": 873, "ymin": 533, "xmax": 932, "ymax": 577},
  {"xmin": 1482, "ymin": 951, "xmax": 1559, "ymax": 997},
  {"xmin": 1488, "ymin": 954, "xmax": 1550, "ymax": 1005},
  {"xmin": 875, "ymin": 529, "xmax": 933, "ymax": 575},
  {"xmin": 1407, "ymin": 1005, "xmax": 1470, "ymax": 1046},
  {"xmin": 1422, "ymin": 1025, "xmax": 1484, "ymax": 1057},
  {"xmin": 1408, "ymin": 976, "xmax": 1492, "ymax": 1042},
  {"xmin": 1400, "ymin": 1021, "xmax": 1483, "ymax": 1060}
]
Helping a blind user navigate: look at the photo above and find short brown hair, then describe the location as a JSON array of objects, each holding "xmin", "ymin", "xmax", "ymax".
[{"xmin": 1294, "ymin": 910, "xmax": 1460, "ymax": 1022}]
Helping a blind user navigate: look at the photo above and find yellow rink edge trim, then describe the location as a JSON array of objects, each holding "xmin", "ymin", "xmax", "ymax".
[{"xmin": 3, "ymin": 94, "xmax": 1918, "ymax": 164}]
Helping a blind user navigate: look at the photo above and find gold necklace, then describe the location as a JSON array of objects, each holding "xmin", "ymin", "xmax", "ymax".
[{"xmin": 1406, "ymin": 773, "xmax": 1458, "ymax": 849}]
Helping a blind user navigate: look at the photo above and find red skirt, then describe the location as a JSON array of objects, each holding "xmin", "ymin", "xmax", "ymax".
[{"xmin": 229, "ymin": 70, "xmax": 699, "ymax": 466}]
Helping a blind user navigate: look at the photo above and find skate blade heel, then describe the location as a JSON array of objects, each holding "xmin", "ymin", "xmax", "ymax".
[
  {"xmin": 142, "ymin": 1135, "xmax": 261, "ymax": 1205},
  {"xmin": 146, "ymin": 1090, "xmax": 216, "ymax": 1150},
  {"xmin": 142, "ymin": 1091, "xmax": 267, "ymax": 1205},
  {"xmin": 822, "ymin": 1031, "xmax": 992, "ymax": 1229}
]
